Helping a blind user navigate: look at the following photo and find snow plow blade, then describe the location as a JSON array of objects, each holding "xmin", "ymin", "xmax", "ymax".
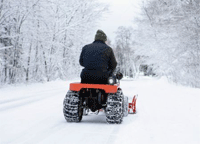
[{"xmin": 128, "ymin": 95, "xmax": 138, "ymax": 114}]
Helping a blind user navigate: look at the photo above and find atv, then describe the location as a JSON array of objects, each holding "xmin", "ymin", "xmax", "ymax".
[{"xmin": 63, "ymin": 72, "xmax": 128, "ymax": 124}]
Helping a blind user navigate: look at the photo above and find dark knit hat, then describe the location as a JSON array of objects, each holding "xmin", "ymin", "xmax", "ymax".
[{"xmin": 95, "ymin": 30, "xmax": 107, "ymax": 42}]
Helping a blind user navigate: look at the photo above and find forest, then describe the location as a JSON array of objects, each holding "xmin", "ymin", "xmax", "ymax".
[{"xmin": 0, "ymin": 0, "xmax": 200, "ymax": 88}]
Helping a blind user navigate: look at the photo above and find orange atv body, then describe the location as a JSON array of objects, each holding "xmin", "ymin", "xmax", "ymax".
[
  {"xmin": 63, "ymin": 72, "xmax": 126, "ymax": 124},
  {"xmin": 70, "ymin": 82, "xmax": 120, "ymax": 93}
]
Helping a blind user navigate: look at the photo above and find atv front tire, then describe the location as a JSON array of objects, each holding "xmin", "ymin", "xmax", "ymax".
[
  {"xmin": 83, "ymin": 108, "xmax": 89, "ymax": 116},
  {"xmin": 63, "ymin": 90, "xmax": 83, "ymax": 122},
  {"xmin": 123, "ymin": 96, "xmax": 129, "ymax": 117}
]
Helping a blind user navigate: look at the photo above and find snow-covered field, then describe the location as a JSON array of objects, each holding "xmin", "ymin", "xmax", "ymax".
[{"xmin": 0, "ymin": 77, "xmax": 199, "ymax": 144}]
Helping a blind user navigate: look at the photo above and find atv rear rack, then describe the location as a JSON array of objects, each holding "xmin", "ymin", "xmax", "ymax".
[{"xmin": 70, "ymin": 83, "xmax": 119, "ymax": 93}]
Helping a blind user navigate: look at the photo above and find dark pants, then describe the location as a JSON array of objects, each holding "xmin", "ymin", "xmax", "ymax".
[{"xmin": 81, "ymin": 69, "xmax": 110, "ymax": 84}]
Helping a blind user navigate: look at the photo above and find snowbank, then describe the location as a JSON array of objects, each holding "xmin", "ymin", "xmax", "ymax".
[{"xmin": 0, "ymin": 77, "xmax": 199, "ymax": 144}]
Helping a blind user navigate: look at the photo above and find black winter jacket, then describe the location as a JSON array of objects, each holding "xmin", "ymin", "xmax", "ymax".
[{"xmin": 79, "ymin": 40, "xmax": 117, "ymax": 84}]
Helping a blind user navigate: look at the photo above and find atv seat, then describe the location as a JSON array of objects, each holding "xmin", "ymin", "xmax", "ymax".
[{"xmin": 70, "ymin": 83, "xmax": 119, "ymax": 93}]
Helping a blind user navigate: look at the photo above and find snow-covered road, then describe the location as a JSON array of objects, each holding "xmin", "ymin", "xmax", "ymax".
[{"xmin": 0, "ymin": 77, "xmax": 200, "ymax": 144}]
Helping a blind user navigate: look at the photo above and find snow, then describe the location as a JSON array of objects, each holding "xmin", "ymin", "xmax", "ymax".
[{"xmin": 0, "ymin": 77, "xmax": 200, "ymax": 144}]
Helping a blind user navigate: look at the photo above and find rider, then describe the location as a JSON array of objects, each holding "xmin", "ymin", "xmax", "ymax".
[{"xmin": 79, "ymin": 30, "xmax": 117, "ymax": 84}]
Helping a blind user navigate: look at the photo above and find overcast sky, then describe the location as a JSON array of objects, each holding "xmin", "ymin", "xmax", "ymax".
[{"xmin": 95, "ymin": 0, "xmax": 142, "ymax": 43}]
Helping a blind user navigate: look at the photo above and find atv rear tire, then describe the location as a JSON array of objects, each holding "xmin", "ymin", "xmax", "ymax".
[
  {"xmin": 106, "ymin": 90, "xmax": 124, "ymax": 124},
  {"xmin": 63, "ymin": 90, "xmax": 83, "ymax": 122}
]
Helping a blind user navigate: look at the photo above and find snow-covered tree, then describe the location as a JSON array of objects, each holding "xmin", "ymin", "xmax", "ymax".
[
  {"xmin": 113, "ymin": 26, "xmax": 140, "ymax": 77},
  {"xmin": 133, "ymin": 0, "xmax": 200, "ymax": 87},
  {"xmin": 0, "ymin": 0, "xmax": 107, "ymax": 85}
]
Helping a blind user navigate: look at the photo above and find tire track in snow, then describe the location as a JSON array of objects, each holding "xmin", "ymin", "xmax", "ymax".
[
  {"xmin": 7, "ymin": 118, "xmax": 69, "ymax": 144},
  {"xmin": 0, "ymin": 87, "xmax": 66, "ymax": 105},
  {"xmin": 0, "ymin": 89, "xmax": 65, "ymax": 111}
]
